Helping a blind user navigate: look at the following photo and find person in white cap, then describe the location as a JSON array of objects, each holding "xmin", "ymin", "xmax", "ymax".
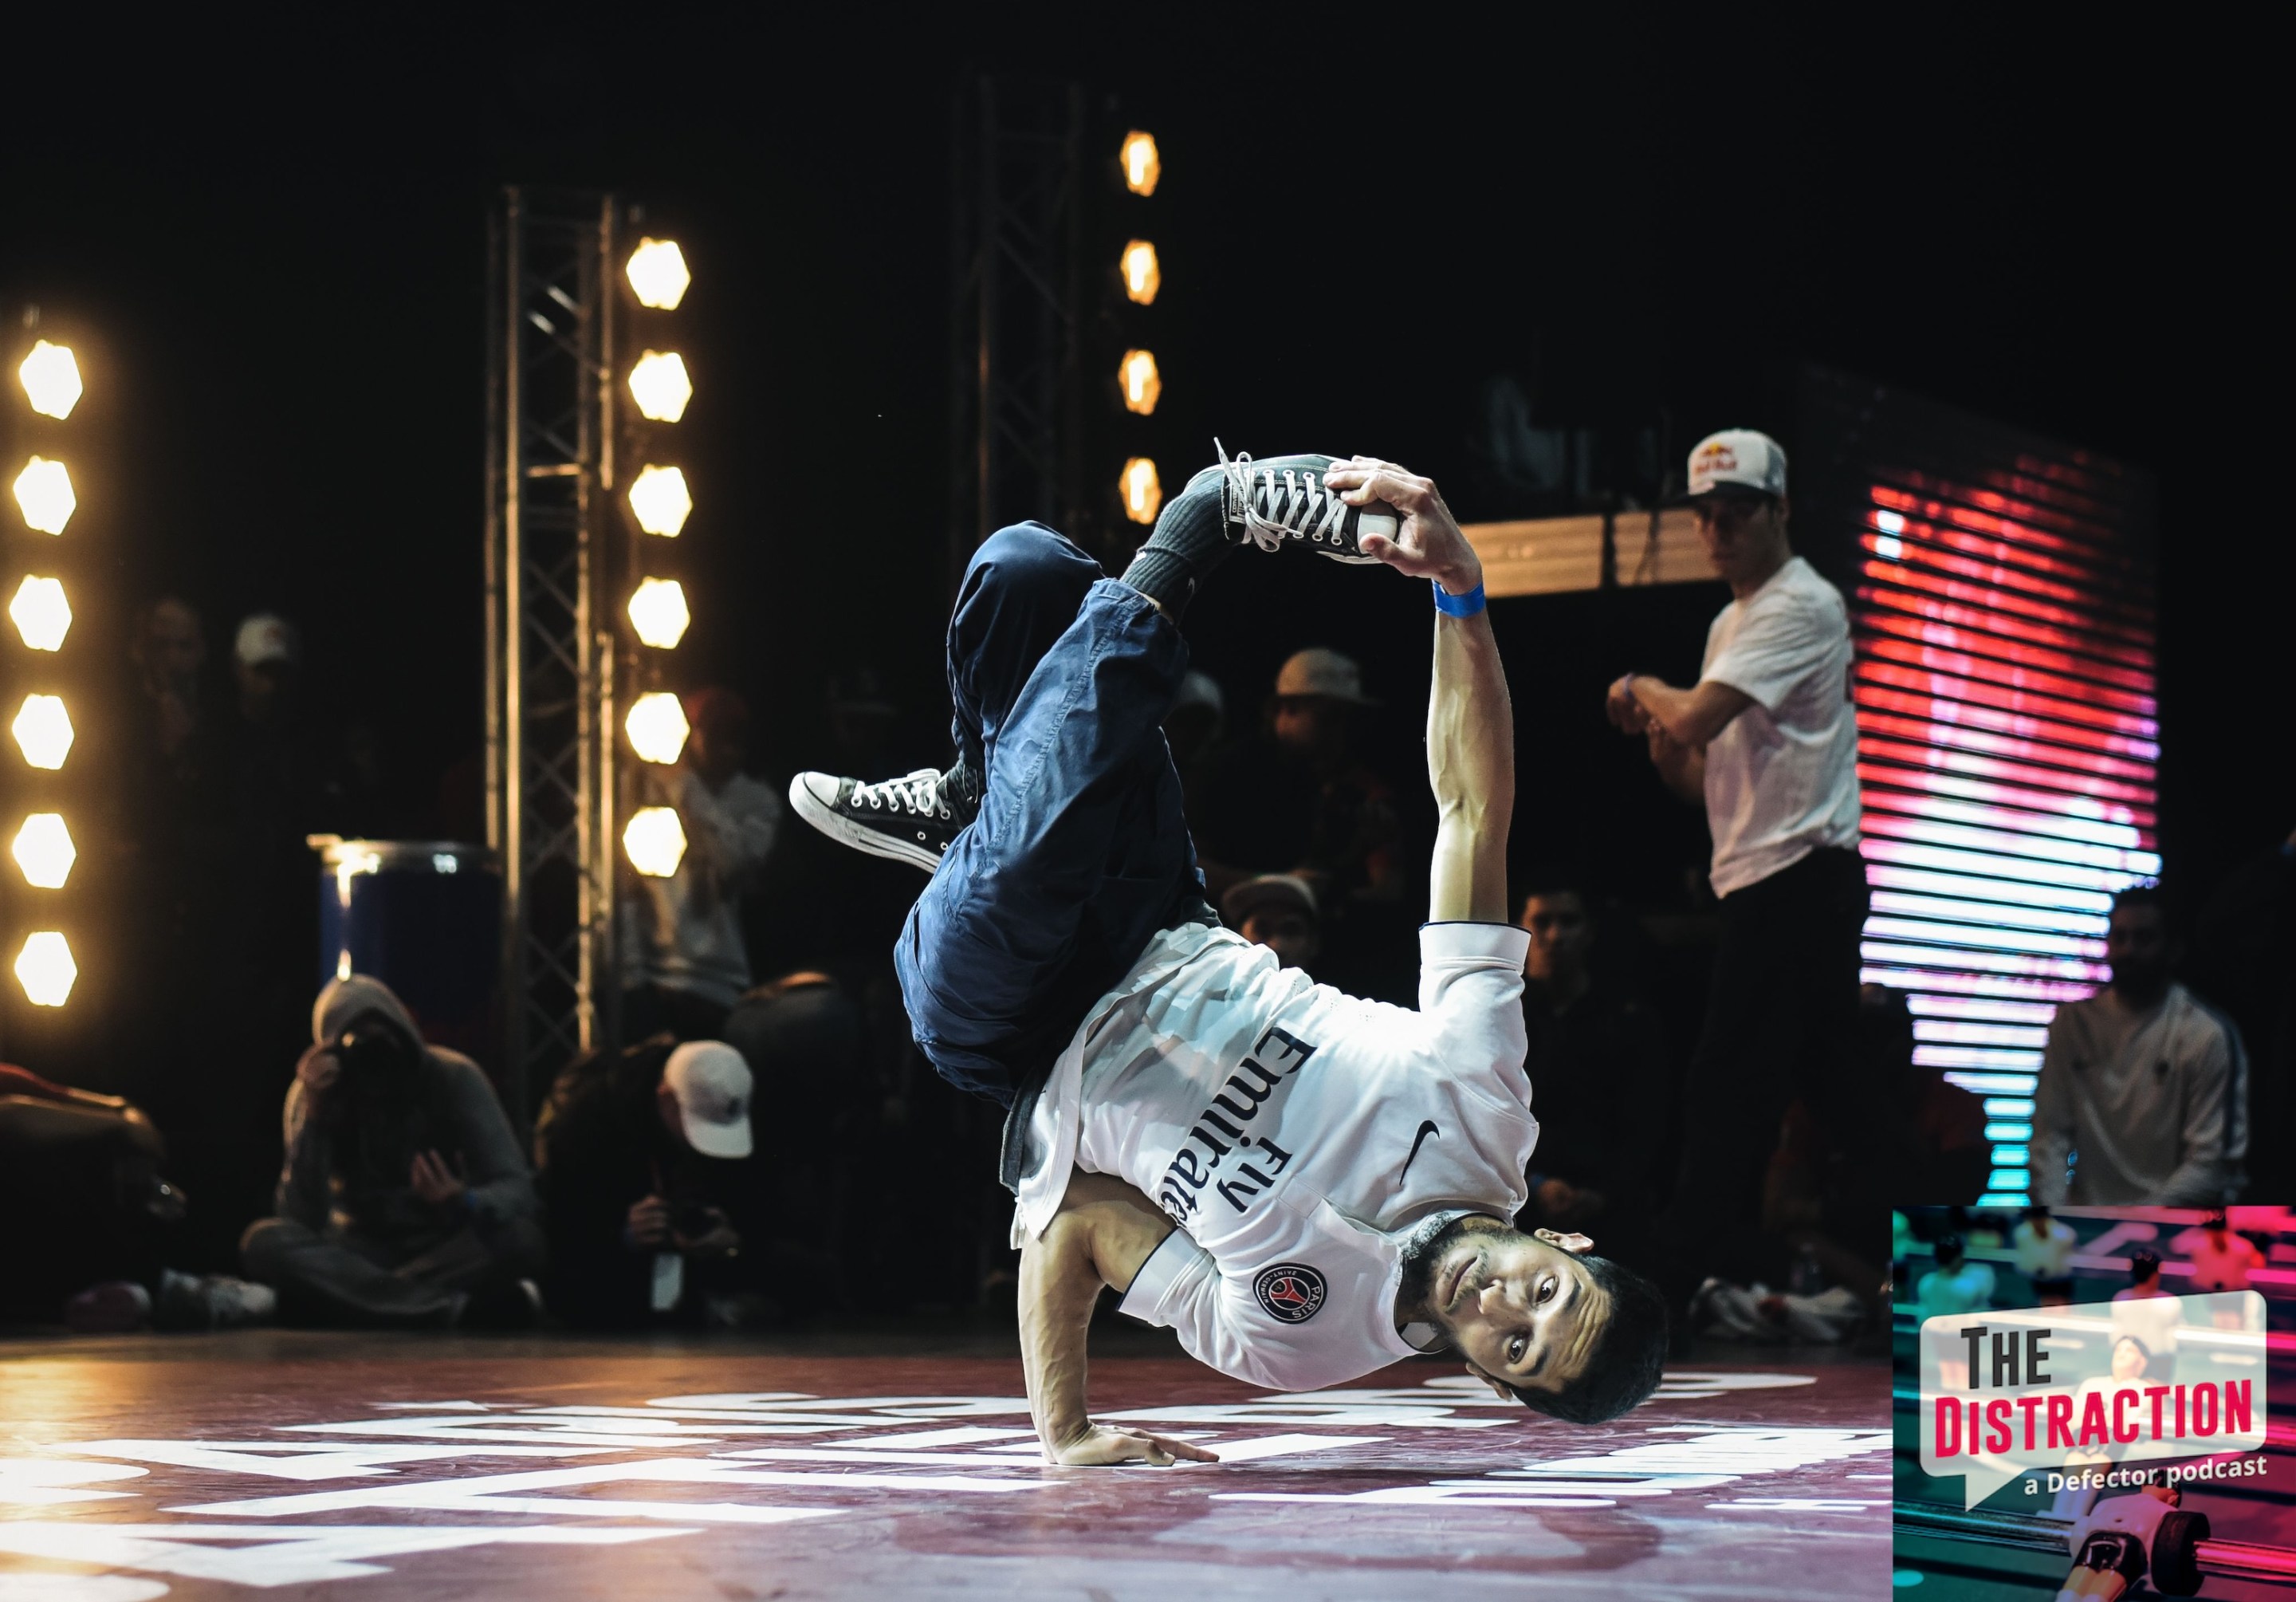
[
  {"xmin": 533, "ymin": 1036, "xmax": 759, "ymax": 1328},
  {"xmin": 1602, "ymin": 427, "xmax": 1866, "ymax": 1313}
]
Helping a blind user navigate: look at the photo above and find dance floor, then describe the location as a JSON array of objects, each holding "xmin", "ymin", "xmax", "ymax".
[{"xmin": 0, "ymin": 1330, "xmax": 1886, "ymax": 1600}]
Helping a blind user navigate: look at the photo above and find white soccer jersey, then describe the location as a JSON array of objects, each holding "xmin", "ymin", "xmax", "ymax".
[{"xmin": 1011, "ymin": 920, "xmax": 1538, "ymax": 1391}]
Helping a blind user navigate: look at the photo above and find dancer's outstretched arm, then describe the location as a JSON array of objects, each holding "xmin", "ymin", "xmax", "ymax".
[
  {"xmin": 1327, "ymin": 459, "xmax": 1512, "ymax": 924},
  {"xmin": 1020, "ymin": 1170, "xmax": 1221, "ymax": 1466}
]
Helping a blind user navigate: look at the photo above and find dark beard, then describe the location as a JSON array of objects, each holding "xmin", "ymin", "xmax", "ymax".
[{"xmin": 1395, "ymin": 1212, "xmax": 1481, "ymax": 1321}]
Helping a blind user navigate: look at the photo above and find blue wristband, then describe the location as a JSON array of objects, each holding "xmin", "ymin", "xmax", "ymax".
[{"xmin": 1433, "ymin": 580, "xmax": 1486, "ymax": 617}]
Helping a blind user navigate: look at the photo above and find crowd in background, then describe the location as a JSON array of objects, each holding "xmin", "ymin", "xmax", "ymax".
[{"xmin": 2, "ymin": 586, "xmax": 2290, "ymax": 1338}]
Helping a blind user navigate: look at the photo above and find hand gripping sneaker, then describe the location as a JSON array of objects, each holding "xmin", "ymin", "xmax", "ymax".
[
  {"xmin": 1216, "ymin": 443, "xmax": 1401, "ymax": 565},
  {"xmin": 789, "ymin": 761, "xmax": 978, "ymax": 872}
]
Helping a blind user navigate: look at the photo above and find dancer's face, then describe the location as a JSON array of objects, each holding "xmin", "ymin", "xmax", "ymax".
[
  {"xmin": 1693, "ymin": 491, "xmax": 1791, "ymax": 587},
  {"xmin": 1423, "ymin": 1222, "xmax": 1607, "ymax": 1398},
  {"xmin": 2112, "ymin": 1337, "xmax": 2149, "ymax": 1381}
]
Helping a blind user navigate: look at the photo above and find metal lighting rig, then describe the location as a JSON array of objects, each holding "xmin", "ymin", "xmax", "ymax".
[{"xmin": 485, "ymin": 187, "xmax": 695, "ymax": 1123}]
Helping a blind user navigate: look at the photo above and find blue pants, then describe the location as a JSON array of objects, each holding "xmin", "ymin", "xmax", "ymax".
[{"xmin": 894, "ymin": 524, "xmax": 1211, "ymax": 1105}]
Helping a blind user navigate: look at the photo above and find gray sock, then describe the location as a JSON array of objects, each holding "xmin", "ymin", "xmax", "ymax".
[{"xmin": 1119, "ymin": 466, "xmax": 1227, "ymax": 618}]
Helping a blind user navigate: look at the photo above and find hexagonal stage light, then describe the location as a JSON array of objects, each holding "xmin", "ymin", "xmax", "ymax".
[
  {"xmin": 1120, "ymin": 131, "xmax": 1161, "ymax": 196},
  {"xmin": 625, "ymin": 238, "xmax": 691, "ymax": 310},
  {"xmin": 12, "ymin": 695, "xmax": 73, "ymax": 770},
  {"xmin": 628, "ymin": 464, "xmax": 691, "ymax": 537},
  {"xmin": 623, "ymin": 805, "xmax": 687, "ymax": 878},
  {"xmin": 18, "ymin": 341, "xmax": 83, "ymax": 420},
  {"xmin": 627, "ymin": 350, "xmax": 693, "ymax": 423},
  {"xmin": 1120, "ymin": 458, "xmax": 1162, "ymax": 525},
  {"xmin": 13, "ymin": 457, "xmax": 75, "ymax": 535},
  {"xmin": 15, "ymin": 931, "xmax": 77, "ymax": 1007},
  {"xmin": 627, "ymin": 577, "xmax": 690, "ymax": 649},
  {"xmin": 625, "ymin": 691, "xmax": 691, "ymax": 765},
  {"xmin": 1119, "ymin": 349, "xmax": 1161, "ymax": 415},
  {"xmin": 10, "ymin": 576, "xmax": 71, "ymax": 651},
  {"xmin": 1120, "ymin": 240, "xmax": 1161, "ymax": 306},
  {"xmin": 12, "ymin": 813, "xmax": 75, "ymax": 889}
]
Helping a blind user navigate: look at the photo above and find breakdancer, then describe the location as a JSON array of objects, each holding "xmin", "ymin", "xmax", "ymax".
[{"xmin": 791, "ymin": 452, "xmax": 1669, "ymax": 1466}]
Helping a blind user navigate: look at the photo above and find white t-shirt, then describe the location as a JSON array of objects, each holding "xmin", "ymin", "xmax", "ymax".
[
  {"xmin": 1698, "ymin": 555, "xmax": 1862, "ymax": 897},
  {"xmin": 2011, "ymin": 1218, "xmax": 2078, "ymax": 1281},
  {"xmin": 1011, "ymin": 921, "xmax": 1538, "ymax": 1391}
]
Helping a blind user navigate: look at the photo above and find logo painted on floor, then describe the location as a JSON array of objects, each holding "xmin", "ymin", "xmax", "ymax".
[{"xmin": 0, "ymin": 1372, "xmax": 1879, "ymax": 1589}]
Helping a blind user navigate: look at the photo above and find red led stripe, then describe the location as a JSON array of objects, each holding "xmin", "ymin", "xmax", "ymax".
[
  {"xmin": 1861, "ymin": 534, "xmax": 2152, "ymax": 628},
  {"xmin": 1856, "ymin": 738, "xmax": 2156, "ymax": 812},
  {"xmin": 1855, "ymin": 659, "xmax": 2157, "ymax": 742},
  {"xmin": 1871, "ymin": 478, "xmax": 2140, "ymax": 571},
  {"xmin": 1854, "ymin": 688, "xmax": 2159, "ymax": 767},
  {"xmin": 1858, "ymin": 813, "xmax": 2159, "ymax": 877},
  {"xmin": 1858, "ymin": 610, "xmax": 2155, "ymax": 695},
  {"xmin": 1857, "ymin": 783, "xmax": 2154, "ymax": 850},
  {"xmin": 1860, "ymin": 582, "xmax": 2153, "ymax": 671},
  {"xmin": 1862, "ymin": 559, "xmax": 2151, "ymax": 648},
  {"xmin": 1864, "ymin": 512, "xmax": 2141, "ymax": 600},
  {"xmin": 1858, "ymin": 633, "xmax": 2156, "ymax": 717}
]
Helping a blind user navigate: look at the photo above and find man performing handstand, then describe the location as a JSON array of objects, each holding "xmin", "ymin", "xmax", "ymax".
[{"xmin": 792, "ymin": 451, "xmax": 1669, "ymax": 1466}]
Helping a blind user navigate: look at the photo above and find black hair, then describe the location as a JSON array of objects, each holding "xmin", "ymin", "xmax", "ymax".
[
  {"xmin": 1935, "ymin": 1233, "xmax": 1966, "ymax": 1267},
  {"xmin": 2111, "ymin": 883, "xmax": 2166, "ymax": 919},
  {"xmin": 1516, "ymin": 863, "xmax": 1596, "ymax": 907},
  {"xmin": 2130, "ymin": 1249, "xmax": 2161, "ymax": 1283},
  {"xmin": 1511, "ymin": 1254, "xmax": 1669, "ymax": 1425}
]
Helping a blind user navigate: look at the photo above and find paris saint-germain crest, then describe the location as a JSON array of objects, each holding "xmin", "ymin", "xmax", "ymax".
[{"xmin": 1253, "ymin": 1262, "xmax": 1327, "ymax": 1324}]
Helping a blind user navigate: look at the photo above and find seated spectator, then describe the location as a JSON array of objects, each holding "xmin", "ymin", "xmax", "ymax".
[
  {"xmin": 1510, "ymin": 878, "xmax": 1667, "ymax": 1255},
  {"xmin": 1914, "ymin": 1234, "xmax": 1996, "ymax": 1320},
  {"xmin": 623, "ymin": 687, "xmax": 783, "ymax": 1043},
  {"xmin": 241, "ymin": 976, "xmax": 543, "ymax": 1327},
  {"xmin": 2031, "ymin": 884, "xmax": 2248, "ymax": 1205},
  {"xmin": 719, "ymin": 973, "xmax": 867, "ymax": 1277},
  {"xmin": 2183, "ymin": 1210, "xmax": 2263, "ymax": 1292},
  {"xmin": 2011, "ymin": 1204, "xmax": 2078, "ymax": 1305},
  {"xmin": 534, "ymin": 1037, "xmax": 762, "ymax": 1328},
  {"xmin": 2111, "ymin": 1249, "xmax": 2183, "ymax": 1382},
  {"xmin": 0, "ymin": 1062, "xmax": 272, "ymax": 1330},
  {"xmin": 1221, "ymin": 873, "xmax": 1322, "ymax": 974}
]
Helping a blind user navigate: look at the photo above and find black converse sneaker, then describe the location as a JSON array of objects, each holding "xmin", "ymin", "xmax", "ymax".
[
  {"xmin": 789, "ymin": 761, "xmax": 977, "ymax": 872},
  {"xmin": 1217, "ymin": 444, "xmax": 1401, "ymax": 564}
]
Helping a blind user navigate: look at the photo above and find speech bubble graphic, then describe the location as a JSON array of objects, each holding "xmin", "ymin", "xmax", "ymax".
[{"xmin": 1917, "ymin": 1292, "xmax": 2267, "ymax": 1510}]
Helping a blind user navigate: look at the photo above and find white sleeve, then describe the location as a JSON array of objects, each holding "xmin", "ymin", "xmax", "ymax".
[
  {"xmin": 1701, "ymin": 588, "xmax": 1844, "ymax": 714},
  {"xmin": 1417, "ymin": 922, "xmax": 1532, "ymax": 1108},
  {"xmin": 1116, "ymin": 1230, "xmax": 1260, "ymax": 1382}
]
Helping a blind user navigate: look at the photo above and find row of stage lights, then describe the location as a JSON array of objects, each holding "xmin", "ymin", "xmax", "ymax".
[
  {"xmin": 1115, "ymin": 132, "xmax": 1167, "ymax": 529},
  {"xmin": 9, "ymin": 337, "xmax": 85, "ymax": 1006},
  {"xmin": 615, "ymin": 236, "xmax": 700, "ymax": 880}
]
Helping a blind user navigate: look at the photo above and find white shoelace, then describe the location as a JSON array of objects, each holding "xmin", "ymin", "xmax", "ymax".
[
  {"xmin": 852, "ymin": 766, "xmax": 949, "ymax": 819},
  {"xmin": 1216, "ymin": 440, "xmax": 1351, "ymax": 553}
]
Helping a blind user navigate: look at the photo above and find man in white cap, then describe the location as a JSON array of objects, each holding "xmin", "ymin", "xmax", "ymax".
[
  {"xmin": 533, "ymin": 1037, "xmax": 760, "ymax": 1328},
  {"xmin": 1602, "ymin": 427, "xmax": 1866, "ymax": 1316}
]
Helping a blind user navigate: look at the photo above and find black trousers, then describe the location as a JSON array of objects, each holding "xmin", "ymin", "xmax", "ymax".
[{"xmin": 1657, "ymin": 845, "xmax": 1871, "ymax": 1291}]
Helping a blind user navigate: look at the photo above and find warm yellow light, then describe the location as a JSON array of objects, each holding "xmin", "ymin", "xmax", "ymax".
[
  {"xmin": 628, "ymin": 464, "xmax": 692, "ymax": 537},
  {"xmin": 1119, "ymin": 348, "xmax": 1161, "ymax": 415},
  {"xmin": 1119, "ymin": 240, "xmax": 1161, "ymax": 305},
  {"xmin": 1120, "ymin": 131, "xmax": 1161, "ymax": 196},
  {"xmin": 10, "ymin": 576, "xmax": 71, "ymax": 651},
  {"xmin": 13, "ymin": 456, "xmax": 75, "ymax": 535},
  {"xmin": 18, "ymin": 341, "xmax": 83, "ymax": 419},
  {"xmin": 626, "ymin": 238, "xmax": 692, "ymax": 310},
  {"xmin": 627, "ymin": 577, "xmax": 690, "ymax": 649},
  {"xmin": 15, "ymin": 931, "xmax": 76, "ymax": 1006},
  {"xmin": 12, "ymin": 813, "xmax": 74, "ymax": 890},
  {"xmin": 1120, "ymin": 458, "xmax": 1163, "ymax": 525},
  {"xmin": 623, "ymin": 805, "xmax": 688, "ymax": 877},
  {"xmin": 12, "ymin": 695, "xmax": 73, "ymax": 770},
  {"xmin": 626, "ymin": 691, "xmax": 691, "ymax": 765},
  {"xmin": 627, "ymin": 350, "xmax": 693, "ymax": 423}
]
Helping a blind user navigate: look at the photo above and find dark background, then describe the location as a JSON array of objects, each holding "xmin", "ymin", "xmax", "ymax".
[{"xmin": 0, "ymin": 14, "xmax": 2283, "ymax": 1049}]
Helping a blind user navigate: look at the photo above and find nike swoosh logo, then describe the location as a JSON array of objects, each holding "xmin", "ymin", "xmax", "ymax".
[{"xmin": 1398, "ymin": 1120, "xmax": 1441, "ymax": 1183}]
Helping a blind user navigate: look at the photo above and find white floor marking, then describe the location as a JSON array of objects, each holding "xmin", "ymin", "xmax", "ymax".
[
  {"xmin": 0, "ymin": 1459, "xmax": 149, "ymax": 1507},
  {"xmin": 0, "ymin": 1576, "xmax": 171, "ymax": 1602},
  {"xmin": 62, "ymin": 1443, "xmax": 619, "ymax": 1480},
  {"xmin": 0, "ymin": 1524, "xmax": 688, "ymax": 1588}
]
